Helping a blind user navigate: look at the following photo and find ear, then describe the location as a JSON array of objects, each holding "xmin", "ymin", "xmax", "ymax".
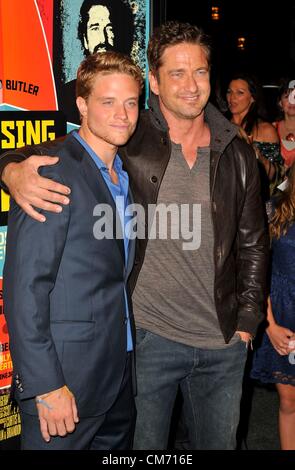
[
  {"xmin": 76, "ymin": 96, "xmax": 88, "ymax": 118},
  {"xmin": 149, "ymin": 71, "xmax": 160, "ymax": 96}
]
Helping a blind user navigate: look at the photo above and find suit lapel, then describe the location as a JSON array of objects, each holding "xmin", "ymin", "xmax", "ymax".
[{"xmin": 80, "ymin": 149, "xmax": 125, "ymax": 262}]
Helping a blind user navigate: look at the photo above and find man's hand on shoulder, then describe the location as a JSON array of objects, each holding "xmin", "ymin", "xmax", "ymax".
[
  {"xmin": 2, "ymin": 156, "xmax": 71, "ymax": 222},
  {"xmin": 36, "ymin": 385, "xmax": 79, "ymax": 442}
]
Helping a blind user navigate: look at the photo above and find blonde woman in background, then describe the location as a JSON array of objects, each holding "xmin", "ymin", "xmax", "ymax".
[{"xmin": 251, "ymin": 162, "xmax": 295, "ymax": 450}]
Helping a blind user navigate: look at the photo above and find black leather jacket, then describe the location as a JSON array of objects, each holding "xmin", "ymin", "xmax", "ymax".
[
  {"xmin": 120, "ymin": 96, "xmax": 269, "ymax": 342},
  {"xmin": 0, "ymin": 96, "xmax": 269, "ymax": 342}
]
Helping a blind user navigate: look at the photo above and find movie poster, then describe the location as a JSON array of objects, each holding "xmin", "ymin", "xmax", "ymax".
[
  {"xmin": 0, "ymin": 279, "xmax": 21, "ymax": 445},
  {"xmin": 0, "ymin": 109, "xmax": 66, "ymax": 448},
  {"xmin": 0, "ymin": 0, "xmax": 57, "ymax": 448}
]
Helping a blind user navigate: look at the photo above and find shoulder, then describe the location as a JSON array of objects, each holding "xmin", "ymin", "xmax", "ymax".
[
  {"xmin": 230, "ymin": 134, "xmax": 255, "ymax": 157},
  {"xmin": 256, "ymin": 121, "xmax": 279, "ymax": 143},
  {"xmin": 38, "ymin": 135, "xmax": 79, "ymax": 182},
  {"xmin": 37, "ymin": 134, "xmax": 73, "ymax": 155},
  {"xmin": 227, "ymin": 136, "xmax": 259, "ymax": 178}
]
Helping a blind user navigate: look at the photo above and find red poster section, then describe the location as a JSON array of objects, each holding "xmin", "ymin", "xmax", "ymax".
[
  {"xmin": 0, "ymin": 0, "xmax": 56, "ymax": 448},
  {"xmin": 0, "ymin": 0, "xmax": 56, "ymax": 110}
]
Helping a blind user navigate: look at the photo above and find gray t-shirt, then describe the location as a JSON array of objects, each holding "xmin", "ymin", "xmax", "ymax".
[{"xmin": 133, "ymin": 143, "xmax": 237, "ymax": 349}]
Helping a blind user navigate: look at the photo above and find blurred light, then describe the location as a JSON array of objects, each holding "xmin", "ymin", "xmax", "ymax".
[
  {"xmin": 237, "ymin": 36, "xmax": 246, "ymax": 51},
  {"xmin": 211, "ymin": 6, "xmax": 220, "ymax": 21}
]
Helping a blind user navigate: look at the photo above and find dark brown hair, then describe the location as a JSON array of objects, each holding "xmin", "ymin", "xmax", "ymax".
[{"xmin": 147, "ymin": 21, "xmax": 211, "ymax": 78}]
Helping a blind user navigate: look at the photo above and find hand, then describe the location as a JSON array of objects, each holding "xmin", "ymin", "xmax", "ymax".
[
  {"xmin": 35, "ymin": 385, "xmax": 79, "ymax": 442},
  {"xmin": 2, "ymin": 156, "xmax": 71, "ymax": 222},
  {"xmin": 236, "ymin": 330, "xmax": 252, "ymax": 345},
  {"xmin": 266, "ymin": 323, "xmax": 295, "ymax": 356}
]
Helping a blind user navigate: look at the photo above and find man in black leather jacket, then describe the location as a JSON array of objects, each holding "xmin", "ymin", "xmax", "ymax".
[{"xmin": 0, "ymin": 22, "xmax": 268, "ymax": 450}]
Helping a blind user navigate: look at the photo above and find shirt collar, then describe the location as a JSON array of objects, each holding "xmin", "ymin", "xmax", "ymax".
[{"xmin": 73, "ymin": 130, "xmax": 123, "ymax": 173}]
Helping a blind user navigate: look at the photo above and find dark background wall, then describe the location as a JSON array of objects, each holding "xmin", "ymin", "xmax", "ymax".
[{"xmin": 165, "ymin": 0, "xmax": 295, "ymax": 83}]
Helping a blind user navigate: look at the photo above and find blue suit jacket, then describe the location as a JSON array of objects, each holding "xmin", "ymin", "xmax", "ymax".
[{"xmin": 3, "ymin": 134, "xmax": 136, "ymax": 417}]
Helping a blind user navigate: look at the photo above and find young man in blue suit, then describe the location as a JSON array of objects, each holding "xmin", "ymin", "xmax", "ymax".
[{"xmin": 3, "ymin": 51, "xmax": 143, "ymax": 450}]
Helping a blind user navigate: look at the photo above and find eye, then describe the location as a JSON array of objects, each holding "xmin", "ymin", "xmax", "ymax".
[
  {"xmin": 196, "ymin": 69, "xmax": 208, "ymax": 76},
  {"xmin": 171, "ymin": 72, "xmax": 183, "ymax": 78},
  {"xmin": 126, "ymin": 100, "xmax": 138, "ymax": 109}
]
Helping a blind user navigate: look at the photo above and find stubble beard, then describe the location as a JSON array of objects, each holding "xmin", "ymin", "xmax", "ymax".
[{"xmin": 88, "ymin": 122, "xmax": 135, "ymax": 147}]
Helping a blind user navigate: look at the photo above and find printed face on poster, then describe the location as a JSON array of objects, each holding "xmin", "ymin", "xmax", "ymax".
[{"xmin": 53, "ymin": 0, "xmax": 149, "ymax": 125}]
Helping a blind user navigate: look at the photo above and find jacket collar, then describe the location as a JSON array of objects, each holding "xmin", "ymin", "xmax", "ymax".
[
  {"xmin": 148, "ymin": 92, "xmax": 239, "ymax": 153},
  {"xmin": 148, "ymin": 93, "xmax": 169, "ymax": 132}
]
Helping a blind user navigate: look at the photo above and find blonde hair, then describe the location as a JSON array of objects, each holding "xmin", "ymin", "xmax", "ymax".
[
  {"xmin": 76, "ymin": 51, "xmax": 143, "ymax": 100},
  {"xmin": 270, "ymin": 162, "xmax": 295, "ymax": 239}
]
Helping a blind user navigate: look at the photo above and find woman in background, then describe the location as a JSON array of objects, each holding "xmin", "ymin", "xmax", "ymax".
[
  {"xmin": 274, "ymin": 78, "xmax": 295, "ymax": 169},
  {"xmin": 251, "ymin": 162, "xmax": 295, "ymax": 450},
  {"xmin": 226, "ymin": 73, "xmax": 284, "ymax": 200}
]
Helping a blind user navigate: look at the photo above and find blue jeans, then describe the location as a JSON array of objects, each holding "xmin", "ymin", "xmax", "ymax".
[{"xmin": 134, "ymin": 328, "xmax": 248, "ymax": 450}]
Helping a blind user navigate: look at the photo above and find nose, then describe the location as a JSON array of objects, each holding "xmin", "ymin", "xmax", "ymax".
[
  {"xmin": 114, "ymin": 103, "xmax": 128, "ymax": 120},
  {"xmin": 95, "ymin": 28, "xmax": 106, "ymax": 45},
  {"xmin": 185, "ymin": 74, "xmax": 198, "ymax": 93}
]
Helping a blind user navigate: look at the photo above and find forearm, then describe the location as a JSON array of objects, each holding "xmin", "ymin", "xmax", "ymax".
[
  {"xmin": 0, "ymin": 137, "xmax": 64, "ymax": 192},
  {"xmin": 0, "ymin": 152, "xmax": 26, "ymax": 191},
  {"xmin": 236, "ymin": 150, "xmax": 269, "ymax": 334},
  {"xmin": 236, "ymin": 231, "xmax": 269, "ymax": 335},
  {"xmin": 0, "ymin": 145, "xmax": 70, "ymax": 221},
  {"xmin": 0, "ymin": 139, "xmax": 63, "ymax": 189}
]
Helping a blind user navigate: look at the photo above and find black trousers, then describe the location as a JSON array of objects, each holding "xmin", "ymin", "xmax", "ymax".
[{"xmin": 21, "ymin": 354, "xmax": 136, "ymax": 450}]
